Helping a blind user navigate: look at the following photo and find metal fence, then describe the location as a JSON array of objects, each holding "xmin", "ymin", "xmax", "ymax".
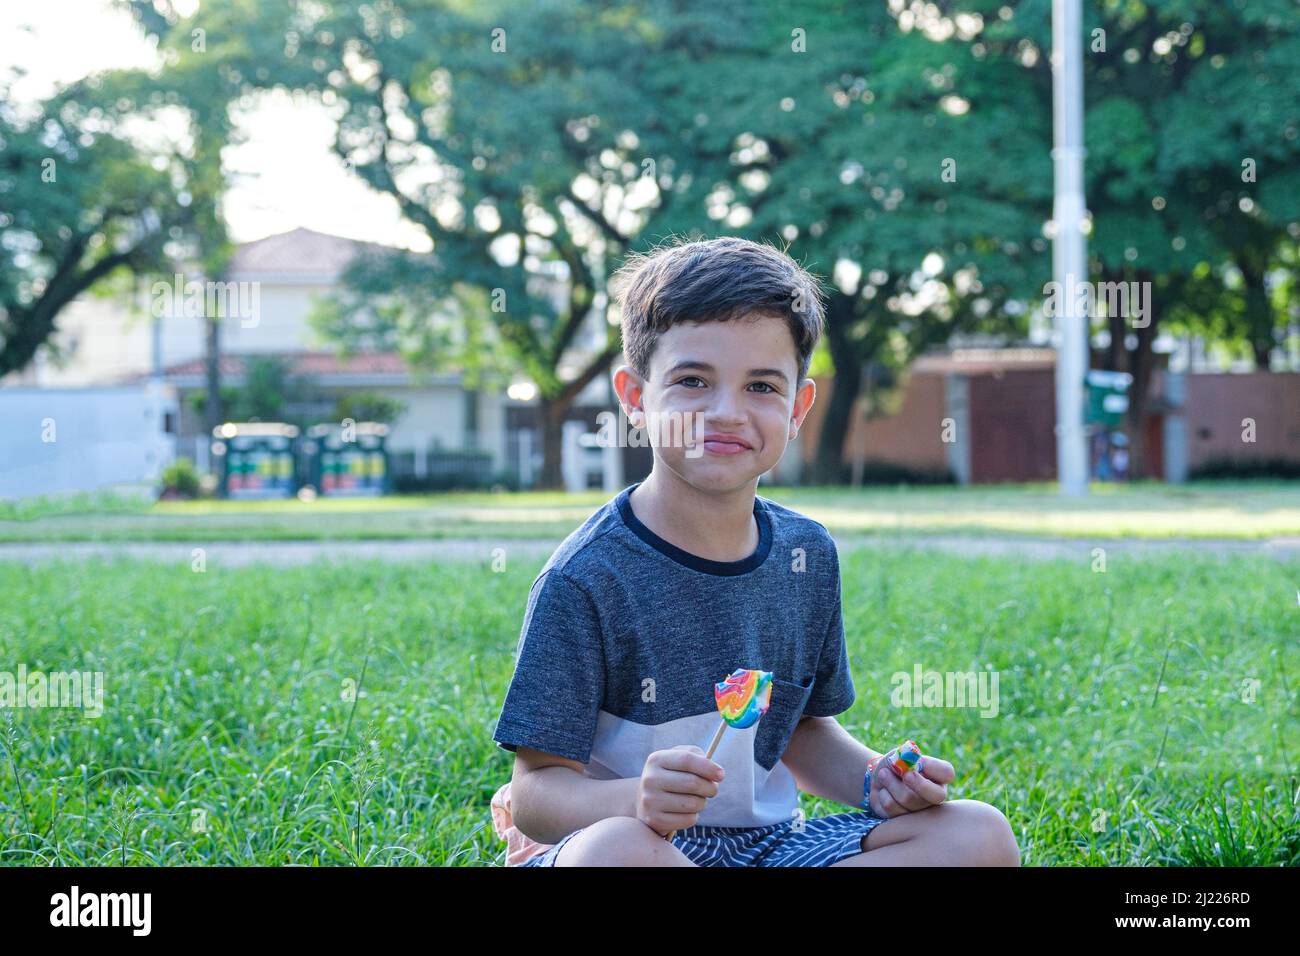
[{"xmin": 388, "ymin": 447, "xmax": 496, "ymax": 491}]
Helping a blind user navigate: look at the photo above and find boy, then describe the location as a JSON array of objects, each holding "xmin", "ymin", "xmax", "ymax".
[{"xmin": 492, "ymin": 236, "xmax": 1020, "ymax": 867}]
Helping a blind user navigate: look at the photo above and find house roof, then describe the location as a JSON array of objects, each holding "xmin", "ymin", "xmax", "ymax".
[
  {"xmin": 160, "ymin": 351, "xmax": 408, "ymax": 377},
  {"xmin": 146, "ymin": 350, "xmax": 462, "ymax": 388},
  {"xmin": 225, "ymin": 227, "xmax": 395, "ymax": 280}
]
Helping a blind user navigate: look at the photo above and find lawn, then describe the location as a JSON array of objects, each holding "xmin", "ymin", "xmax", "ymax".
[
  {"xmin": 3, "ymin": 480, "xmax": 1300, "ymax": 542},
  {"xmin": 1, "ymin": 549, "xmax": 1296, "ymax": 865}
]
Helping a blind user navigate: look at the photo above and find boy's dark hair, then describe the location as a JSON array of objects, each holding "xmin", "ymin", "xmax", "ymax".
[{"xmin": 612, "ymin": 236, "xmax": 825, "ymax": 380}]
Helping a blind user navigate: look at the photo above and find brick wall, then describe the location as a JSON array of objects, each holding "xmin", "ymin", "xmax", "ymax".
[{"xmin": 1184, "ymin": 372, "xmax": 1300, "ymax": 468}]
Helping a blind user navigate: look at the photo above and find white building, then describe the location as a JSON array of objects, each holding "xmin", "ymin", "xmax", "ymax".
[
  {"xmin": 3, "ymin": 227, "xmax": 820, "ymax": 497},
  {"xmin": 1, "ymin": 227, "xmax": 628, "ymax": 493}
]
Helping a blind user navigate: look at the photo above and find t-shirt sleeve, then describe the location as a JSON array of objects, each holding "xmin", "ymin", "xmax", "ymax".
[
  {"xmin": 803, "ymin": 547, "xmax": 856, "ymax": 718},
  {"xmin": 492, "ymin": 568, "xmax": 605, "ymax": 764}
]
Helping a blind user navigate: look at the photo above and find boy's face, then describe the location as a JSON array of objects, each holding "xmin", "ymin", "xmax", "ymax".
[{"xmin": 613, "ymin": 312, "xmax": 816, "ymax": 495}]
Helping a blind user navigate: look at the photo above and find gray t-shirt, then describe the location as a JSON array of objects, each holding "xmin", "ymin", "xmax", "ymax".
[{"xmin": 492, "ymin": 483, "xmax": 856, "ymax": 827}]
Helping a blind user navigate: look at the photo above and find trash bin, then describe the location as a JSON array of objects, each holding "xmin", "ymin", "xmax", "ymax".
[
  {"xmin": 211, "ymin": 422, "xmax": 300, "ymax": 499},
  {"xmin": 1085, "ymin": 369, "xmax": 1132, "ymax": 427},
  {"xmin": 1085, "ymin": 371, "xmax": 1134, "ymax": 482},
  {"xmin": 302, "ymin": 422, "xmax": 390, "ymax": 497}
]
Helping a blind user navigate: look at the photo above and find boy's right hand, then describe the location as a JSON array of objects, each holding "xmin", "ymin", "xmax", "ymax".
[{"xmin": 636, "ymin": 745, "xmax": 725, "ymax": 837}]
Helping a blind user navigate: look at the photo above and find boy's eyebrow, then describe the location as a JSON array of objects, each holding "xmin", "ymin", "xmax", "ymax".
[{"xmin": 664, "ymin": 360, "xmax": 791, "ymax": 381}]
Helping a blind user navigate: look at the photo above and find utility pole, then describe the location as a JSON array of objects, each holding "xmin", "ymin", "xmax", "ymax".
[{"xmin": 1052, "ymin": 0, "xmax": 1090, "ymax": 496}]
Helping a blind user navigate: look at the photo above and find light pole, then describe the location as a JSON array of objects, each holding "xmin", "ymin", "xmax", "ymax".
[{"xmin": 1052, "ymin": 0, "xmax": 1090, "ymax": 496}]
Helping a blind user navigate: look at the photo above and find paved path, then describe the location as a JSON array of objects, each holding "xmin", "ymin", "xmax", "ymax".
[{"xmin": 2, "ymin": 534, "xmax": 1297, "ymax": 566}]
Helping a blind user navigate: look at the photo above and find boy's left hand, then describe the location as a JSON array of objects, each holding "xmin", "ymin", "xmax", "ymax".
[{"xmin": 867, "ymin": 752, "xmax": 953, "ymax": 818}]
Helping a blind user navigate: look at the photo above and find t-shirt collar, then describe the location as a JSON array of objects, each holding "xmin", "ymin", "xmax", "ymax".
[{"xmin": 614, "ymin": 482, "xmax": 773, "ymax": 577}]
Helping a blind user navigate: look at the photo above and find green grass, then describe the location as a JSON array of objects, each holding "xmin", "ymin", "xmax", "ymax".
[
  {"xmin": 0, "ymin": 490, "xmax": 152, "ymax": 523},
  {"xmin": 0, "ymin": 550, "xmax": 1296, "ymax": 865},
  {"xmin": 3, "ymin": 480, "xmax": 1300, "ymax": 542}
]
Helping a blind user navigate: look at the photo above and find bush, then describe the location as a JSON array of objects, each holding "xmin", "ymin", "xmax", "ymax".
[
  {"xmin": 160, "ymin": 458, "xmax": 203, "ymax": 499},
  {"xmin": 333, "ymin": 391, "xmax": 407, "ymax": 425},
  {"xmin": 1188, "ymin": 456, "xmax": 1300, "ymax": 481},
  {"xmin": 806, "ymin": 459, "xmax": 956, "ymax": 486},
  {"xmin": 487, "ymin": 472, "xmax": 522, "ymax": 492}
]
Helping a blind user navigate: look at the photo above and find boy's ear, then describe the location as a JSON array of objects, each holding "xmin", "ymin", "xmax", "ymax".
[
  {"xmin": 612, "ymin": 365, "xmax": 646, "ymax": 427},
  {"xmin": 789, "ymin": 377, "xmax": 816, "ymax": 440}
]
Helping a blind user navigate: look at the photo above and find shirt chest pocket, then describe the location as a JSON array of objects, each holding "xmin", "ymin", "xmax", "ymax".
[{"xmin": 753, "ymin": 676, "xmax": 814, "ymax": 771}]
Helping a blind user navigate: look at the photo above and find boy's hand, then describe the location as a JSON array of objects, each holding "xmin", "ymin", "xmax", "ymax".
[
  {"xmin": 636, "ymin": 745, "xmax": 725, "ymax": 836},
  {"xmin": 867, "ymin": 751, "xmax": 953, "ymax": 818}
]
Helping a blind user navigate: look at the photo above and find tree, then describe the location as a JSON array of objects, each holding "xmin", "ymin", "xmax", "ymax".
[
  {"xmin": 943, "ymin": 0, "xmax": 1300, "ymax": 476},
  {"xmin": 117, "ymin": 1, "xmax": 262, "ymax": 437},
  {"xmin": 0, "ymin": 76, "xmax": 201, "ymax": 377},
  {"xmin": 139, "ymin": 0, "xmax": 768, "ymax": 487},
  {"xmin": 187, "ymin": 355, "xmax": 321, "ymax": 427},
  {"xmin": 124, "ymin": 0, "xmax": 1300, "ymax": 487},
  {"xmin": 130, "ymin": 0, "xmax": 1052, "ymax": 485},
  {"xmin": 685, "ymin": 2, "xmax": 1052, "ymax": 481}
]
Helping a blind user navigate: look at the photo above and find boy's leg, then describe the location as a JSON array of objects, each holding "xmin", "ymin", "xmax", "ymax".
[
  {"xmin": 554, "ymin": 816, "xmax": 699, "ymax": 867},
  {"xmin": 829, "ymin": 799, "xmax": 1019, "ymax": 867}
]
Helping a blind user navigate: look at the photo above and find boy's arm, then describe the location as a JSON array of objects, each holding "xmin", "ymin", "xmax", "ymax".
[
  {"xmin": 509, "ymin": 746, "xmax": 641, "ymax": 845},
  {"xmin": 780, "ymin": 715, "xmax": 883, "ymax": 809}
]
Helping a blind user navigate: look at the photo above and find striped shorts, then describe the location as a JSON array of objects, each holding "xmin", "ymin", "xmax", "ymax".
[{"xmin": 516, "ymin": 810, "xmax": 890, "ymax": 867}]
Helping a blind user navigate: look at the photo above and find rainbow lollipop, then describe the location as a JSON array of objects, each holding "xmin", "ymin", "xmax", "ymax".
[
  {"xmin": 714, "ymin": 668, "xmax": 773, "ymax": 729},
  {"xmin": 664, "ymin": 669, "xmax": 773, "ymax": 843}
]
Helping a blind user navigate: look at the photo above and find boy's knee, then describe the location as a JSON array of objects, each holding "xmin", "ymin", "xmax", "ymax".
[
  {"xmin": 559, "ymin": 816, "xmax": 673, "ymax": 866},
  {"xmin": 949, "ymin": 799, "xmax": 1020, "ymax": 866},
  {"xmin": 588, "ymin": 815, "xmax": 662, "ymax": 843}
]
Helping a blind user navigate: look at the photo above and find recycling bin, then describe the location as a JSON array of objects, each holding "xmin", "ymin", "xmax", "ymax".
[
  {"xmin": 1085, "ymin": 369, "xmax": 1132, "ymax": 427},
  {"xmin": 303, "ymin": 422, "xmax": 390, "ymax": 497},
  {"xmin": 211, "ymin": 422, "xmax": 300, "ymax": 499}
]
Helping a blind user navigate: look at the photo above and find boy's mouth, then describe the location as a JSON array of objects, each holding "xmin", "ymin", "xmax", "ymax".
[{"xmin": 701, "ymin": 433, "xmax": 752, "ymax": 455}]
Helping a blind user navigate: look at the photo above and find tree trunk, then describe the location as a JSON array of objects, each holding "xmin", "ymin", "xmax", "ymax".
[
  {"xmin": 810, "ymin": 291, "xmax": 862, "ymax": 484},
  {"xmin": 0, "ymin": 237, "xmax": 132, "ymax": 378},
  {"xmin": 1243, "ymin": 268, "xmax": 1274, "ymax": 371},
  {"xmin": 530, "ymin": 342, "xmax": 621, "ymax": 490},
  {"xmin": 1105, "ymin": 308, "xmax": 1124, "ymax": 372},
  {"xmin": 1122, "ymin": 269, "xmax": 1158, "ymax": 479},
  {"xmin": 204, "ymin": 314, "xmax": 222, "ymax": 436},
  {"xmin": 536, "ymin": 394, "xmax": 569, "ymax": 490}
]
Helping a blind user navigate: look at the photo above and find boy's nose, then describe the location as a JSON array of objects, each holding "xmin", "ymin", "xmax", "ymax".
[{"xmin": 704, "ymin": 397, "xmax": 746, "ymax": 427}]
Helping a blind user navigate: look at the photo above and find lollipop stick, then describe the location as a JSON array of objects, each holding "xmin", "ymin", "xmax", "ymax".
[
  {"xmin": 703, "ymin": 718, "xmax": 727, "ymax": 760},
  {"xmin": 664, "ymin": 718, "xmax": 727, "ymax": 842}
]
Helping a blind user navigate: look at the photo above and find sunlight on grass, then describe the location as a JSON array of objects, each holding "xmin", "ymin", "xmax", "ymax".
[{"xmin": 3, "ymin": 481, "xmax": 1298, "ymax": 542}]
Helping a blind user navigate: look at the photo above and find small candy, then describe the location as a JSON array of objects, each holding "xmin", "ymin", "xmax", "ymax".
[
  {"xmin": 887, "ymin": 739, "xmax": 923, "ymax": 775},
  {"xmin": 714, "ymin": 669, "xmax": 773, "ymax": 729}
]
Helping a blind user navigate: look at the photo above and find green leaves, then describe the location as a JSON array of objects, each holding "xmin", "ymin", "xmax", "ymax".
[{"xmin": 0, "ymin": 79, "xmax": 201, "ymax": 375}]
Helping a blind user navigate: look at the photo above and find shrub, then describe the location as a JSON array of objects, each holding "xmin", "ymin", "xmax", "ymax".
[
  {"xmin": 160, "ymin": 458, "xmax": 202, "ymax": 499},
  {"xmin": 807, "ymin": 459, "xmax": 956, "ymax": 486},
  {"xmin": 1188, "ymin": 456, "xmax": 1300, "ymax": 480}
]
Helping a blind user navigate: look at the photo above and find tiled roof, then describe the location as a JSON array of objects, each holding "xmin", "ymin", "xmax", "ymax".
[
  {"xmin": 225, "ymin": 227, "xmax": 393, "ymax": 278},
  {"xmin": 156, "ymin": 351, "xmax": 412, "ymax": 380}
]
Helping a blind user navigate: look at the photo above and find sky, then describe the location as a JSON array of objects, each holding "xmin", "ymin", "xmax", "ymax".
[{"xmin": 1, "ymin": 0, "xmax": 428, "ymax": 249}]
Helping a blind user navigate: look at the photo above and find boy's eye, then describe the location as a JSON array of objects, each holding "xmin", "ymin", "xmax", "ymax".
[
  {"xmin": 748, "ymin": 381, "xmax": 778, "ymax": 393},
  {"xmin": 676, "ymin": 376, "xmax": 706, "ymax": 388}
]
